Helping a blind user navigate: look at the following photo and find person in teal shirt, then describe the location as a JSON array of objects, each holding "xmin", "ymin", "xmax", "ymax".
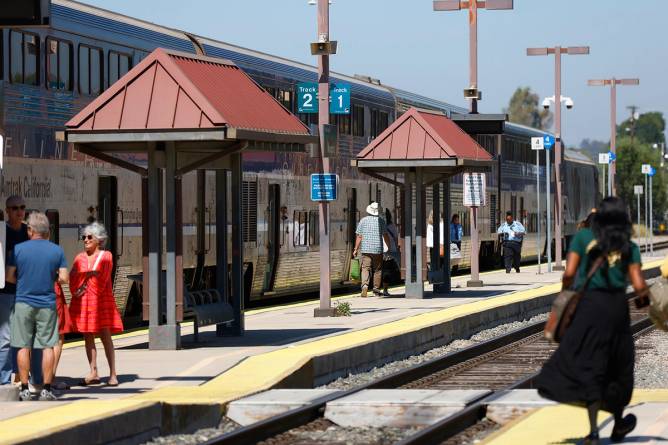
[{"xmin": 536, "ymin": 197, "xmax": 649, "ymax": 444}]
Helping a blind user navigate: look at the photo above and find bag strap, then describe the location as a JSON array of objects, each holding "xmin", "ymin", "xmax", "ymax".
[
  {"xmin": 578, "ymin": 255, "xmax": 605, "ymax": 292},
  {"xmin": 91, "ymin": 250, "xmax": 105, "ymax": 271}
]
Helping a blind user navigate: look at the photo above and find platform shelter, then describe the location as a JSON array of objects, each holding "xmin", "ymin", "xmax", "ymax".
[
  {"xmin": 352, "ymin": 108, "xmax": 493, "ymax": 298},
  {"xmin": 60, "ymin": 48, "xmax": 315, "ymax": 349}
]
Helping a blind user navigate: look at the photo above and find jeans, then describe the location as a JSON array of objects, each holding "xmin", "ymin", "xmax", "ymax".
[{"xmin": 0, "ymin": 293, "xmax": 43, "ymax": 385}]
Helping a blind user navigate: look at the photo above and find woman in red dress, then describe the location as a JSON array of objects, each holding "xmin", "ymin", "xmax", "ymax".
[{"xmin": 68, "ymin": 222, "xmax": 123, "ymax": 386}]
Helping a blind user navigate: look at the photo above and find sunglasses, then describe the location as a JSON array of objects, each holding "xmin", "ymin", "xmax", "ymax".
[
  {"xmin": 81, "ymin": 235, "xmax": 95, "ymax": 241},
  {"xmin": 9, "ymin": 205, "xmax": 25, "ymax": 211}
]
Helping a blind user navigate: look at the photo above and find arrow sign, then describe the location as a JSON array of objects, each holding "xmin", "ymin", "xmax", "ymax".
[
  {"xmin": 649, "ymin": 166, "xmax": 657, "ymax": 177},
  {"xmin": 608, "ymin": 151, "xmax": 616, "ymax": 162},
  {"xmin": 543, "ymin": 135, "xmax": 555, "ymax": 150}
]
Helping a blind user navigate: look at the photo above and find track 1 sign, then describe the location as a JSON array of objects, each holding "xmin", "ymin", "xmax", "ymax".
[
  {"xmin": 310, "ymin": 173, "xmax": 338, "ymax": 202},
  {"xmin": 330, "ymin": 83, "xmax": 350, "ymax": 114},
  {"xmin": 463, "ymin": 173, "xmax": 486, "ymax": 207},
  {"xmin": 297, "ymin": 82, "xmax": 318, "ymax": 113}
]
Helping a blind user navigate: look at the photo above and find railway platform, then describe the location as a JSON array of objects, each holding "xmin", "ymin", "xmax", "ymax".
[{"xmin": 0, "ymin": 250, "xmax": 665, "ymax": 444}]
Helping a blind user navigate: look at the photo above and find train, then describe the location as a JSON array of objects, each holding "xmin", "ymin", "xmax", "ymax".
[{"xmin": 0, "ymin": 0, "xmax": 599, "ymax": 323}]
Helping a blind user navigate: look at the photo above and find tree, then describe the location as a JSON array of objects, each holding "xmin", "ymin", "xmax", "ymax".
[
  {"xmin": 504, "ymin": 87, "xmax": 553, "ymax": 130},
  {"xmin": 617, "ymin": 111, "xmax": 666, "ymax": 145}
]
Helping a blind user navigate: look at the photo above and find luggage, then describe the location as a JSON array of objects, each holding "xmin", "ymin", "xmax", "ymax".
[
  {"xmin": 545, "ymin": 256, "xmax": 604, "ymax": 342},
  {"xmin": 350, "ymin": 258, "xmax": 361, "ymax": 283},
  {"xmin": 649, "ymin": 277, "xmax": 668, "ymax": 331}
]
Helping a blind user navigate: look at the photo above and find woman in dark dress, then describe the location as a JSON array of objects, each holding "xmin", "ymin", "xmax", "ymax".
[{"xmin": 536, "ymin": 197, "xmax": 649, "ymax": 445}]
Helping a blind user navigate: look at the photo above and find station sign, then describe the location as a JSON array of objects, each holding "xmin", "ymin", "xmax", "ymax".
[
  {"xmin": 310, "ymin": 173, "xmax": 338, "ymax": 202},
  {"xmin": 543, "ymin": 135, "xmax": 555, "ymax": 150},
  {"xmin": 463, "ymin": 173, "xmax": 486, "ymax": 207},
  {"xmin": 297, "ymin": 82, "xmax": 318, "ymax": 113},
  {"xmin": 634, "ymin": 185, "xmax": 644, "ymax": 195},
  {"xmin": 649, "ymin": 166, "xmax": 657, "ymax": 177},
  {"xmin": 531, "ymin": 137, "xmax": 544, "ymax": 150},
  {"xmin": 642, "ymin": 164, "xmax": 652, "ymax": 174},
  {"xmin": 598, "ymin": 153, "xmax": 610, "ymax": 164},
  {"xmin": 329, "ymin": 83, "xmax": 350, "ymax": 114},
  {"xmin": 608, "ymin": 150, "xmax": 616, "ymax": 162}
]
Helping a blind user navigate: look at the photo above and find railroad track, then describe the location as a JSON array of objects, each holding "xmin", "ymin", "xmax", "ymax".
[{"xmin": 203, "ymin": 272, "xmax": 661, "ymax": 445}]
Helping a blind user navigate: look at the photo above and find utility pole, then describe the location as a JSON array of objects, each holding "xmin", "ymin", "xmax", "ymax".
[
  {"xmin": 527, "ymin": 46, "xmax": 589, "ymax": 270},
  {"xmin": 434, "ymin": 0, "xmax": 513, "ymax": 288},
  {"xmin": 312, "ymin": 0, "xmax": 337, "ymax": 317},
  {"xmin": 587, "ymin": 78, "xmax": 639, "ymax": 197}
]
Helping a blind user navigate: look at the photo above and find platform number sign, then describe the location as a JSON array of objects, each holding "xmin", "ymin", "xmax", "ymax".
[
  {"xmin": 543, "ymin": 135, "xmax": 555, "ymax": 150},
  {"xmin": 297, "ymin": 82, "xmax": 318, "ymax": 113},
  {"xmin": 330, "ymin": 83, "xmax": 350, "ymax": 114}
]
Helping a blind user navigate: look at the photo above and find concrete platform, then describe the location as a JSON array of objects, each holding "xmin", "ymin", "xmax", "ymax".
[
  {"xmin": 0, "ymin": 386, "xmax": 18, "ymax": 402},
  {"xmin": 0, "ymin": 254, "xmax": 663, "ymax": 444},
  {"xmin": 485, "ymin": 389, "xmax": 556, "ymax": 425},
  {"xmin": 483, "ymin": 390, "xmax": 668, "ymax": 445},
  {"xmin": 227, "ymin": 389, "xmax": 342, "ymax": 426},
  {"xmin": 324, "ymin": 389, "xmax": 489, "ymax": 427}
]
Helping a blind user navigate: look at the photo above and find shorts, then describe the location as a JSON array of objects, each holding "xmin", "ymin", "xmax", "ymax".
[{"xmin": 10, "ymin": 302, "xmax": 58, "ymax": 349}]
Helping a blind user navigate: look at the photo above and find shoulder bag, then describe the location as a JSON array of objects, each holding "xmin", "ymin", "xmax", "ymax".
[
  {"xmin": 544, "ymin": 255, "xmax": 605, "ymax": 342},
  {"xmin": 73, "ymin": 251, "xmax": 105, "ymax": 298},
  {"xmin": 648, "ymin": 277, "xmax": 668, "ymax": 331}
]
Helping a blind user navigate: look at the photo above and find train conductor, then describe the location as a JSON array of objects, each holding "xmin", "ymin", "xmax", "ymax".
[{"xmin": 497, "ymin": 211, "xmax": 526, "ymax": 273}]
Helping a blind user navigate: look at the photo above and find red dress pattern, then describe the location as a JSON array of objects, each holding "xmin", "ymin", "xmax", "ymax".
[
  {"xmin": 68, "ymin": 251, "xmax": 124, "ymax": 334},
  {"xmin": 55, "ymin": 283, "xmax": 73, "ymax": 335}
]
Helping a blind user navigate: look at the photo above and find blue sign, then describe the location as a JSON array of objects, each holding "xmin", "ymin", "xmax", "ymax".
[
  {"xmin": 608, "ymin": 150, "xmax": 616, "ymax": 162},
  {"xmin": 543, "ymin": 135, "xmax": 555, "ymax": 149},
  {"xmin": 330, "ymin": 83, "xmax": 351, "ymax": 114},
  {"xmin": 649, "ymin": 166, "xmax": 657, "ymax": 177},
  {"xmin": 297, "ymin": 82, "xmax": 318, "ymax": 113},
  {"xmin": 310, "ymin": 173, "xmax": 338, "ymax": 201}
]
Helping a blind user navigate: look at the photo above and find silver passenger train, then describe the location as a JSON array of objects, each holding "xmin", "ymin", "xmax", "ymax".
[{"xmin": 0, "ymin": 0, "xmax": 598, "ymax": 323}]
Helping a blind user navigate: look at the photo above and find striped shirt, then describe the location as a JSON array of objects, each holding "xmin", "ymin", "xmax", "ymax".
[{"xmin": 356, "ymin": 216, "xmax": 387, "ymax": 254}]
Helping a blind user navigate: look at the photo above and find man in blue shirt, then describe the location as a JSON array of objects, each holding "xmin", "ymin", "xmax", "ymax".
[
  {"xmin": 497, "ymin": 211, "xmax": 525, "ymax": 273},
  {"xmin": 7, "ymin": 212, "xmax": 69, "ymax": 401}
]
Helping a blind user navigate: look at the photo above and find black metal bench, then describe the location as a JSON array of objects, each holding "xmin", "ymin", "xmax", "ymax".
[{"xmin": 183, "ymin": 287, "xmax": 234, "ymax": 342}]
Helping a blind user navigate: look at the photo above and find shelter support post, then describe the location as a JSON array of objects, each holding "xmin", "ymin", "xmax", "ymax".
[
  {"xmin": 430, "ymin": 182, "xmax": 441, "ymax": 286},
  {"xmin": 403, "ymin": 172, "xmax": 413, "ymax": 292},
  {"xmin": 148, "ymin": 144, "xmax": 167, "ymax": 349},
  {"xmin": 216, "ymin": 169, "xmax": 231, "ymax": 336},
  {"xmin": 432, "ymin": 182, "xmax": 451, "ymax": 294},
  {"xmin": 229, "ymin": 153, "xmax": 245, "ymax": 335},
  {"xmin": 441, "ymin": 181, "xmax": 451, "ymax": 293},
  {"xmin": 467, "ymin": 205, "xmax": 483, "ymax": 287},
  {"xmin": 408, "ymin": 169, "xmax": 425, "ymax": 298}
]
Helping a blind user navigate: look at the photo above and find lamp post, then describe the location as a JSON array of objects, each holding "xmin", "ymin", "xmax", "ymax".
[
  {"xmin": 587, "ymin": 78, "xmax": 639, "ymax": 196},
  {"xmin": 311, "ymin": 0, "xmax": 337, "ymax": 317},
  {"xmin": 653, "ymin": 142, "xmax": 666, "ymax": 168},
  {"xmin": 527, "ymin": 46, "xmax": 589, "ymax": 271}
]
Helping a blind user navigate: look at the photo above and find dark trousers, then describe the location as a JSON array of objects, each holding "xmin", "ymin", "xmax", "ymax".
[
  {"xmin": 361, "ymin": 253, "xmax": 383, "ymax": 290},
  {"xmin": 503, "ymin": 241, "xmax": 522, "ymax": 272}
]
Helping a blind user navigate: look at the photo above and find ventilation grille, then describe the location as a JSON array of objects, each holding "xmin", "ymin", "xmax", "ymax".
[{"xmin": 242, "ymin": 180, "xmax": 258, "ymax": 243}]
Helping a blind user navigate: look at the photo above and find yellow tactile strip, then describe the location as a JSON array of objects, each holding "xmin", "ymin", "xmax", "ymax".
[
  {"xmin": 1, "ymin": 259, "xmax": 662, "ymax": 444},
  {"xmin": 482, "ymin": 389, "xmax": 668, "ymax": 445}
]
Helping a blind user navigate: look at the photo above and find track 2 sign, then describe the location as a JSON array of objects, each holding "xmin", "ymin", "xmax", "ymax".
[{"xmin": 297, "ymin": 82, "xmax": 318, "ymax": 113}]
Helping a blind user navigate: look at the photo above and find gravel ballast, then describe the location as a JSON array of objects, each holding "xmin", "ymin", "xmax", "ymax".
[{"xmin": 635, "ymin": 328, "xmax": 668, "ymax": 388}]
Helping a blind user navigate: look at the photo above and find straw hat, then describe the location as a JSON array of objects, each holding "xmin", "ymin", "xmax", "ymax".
[{"xmin": 366, "ymin": 202, "xmax": 380, "ymax": 216}]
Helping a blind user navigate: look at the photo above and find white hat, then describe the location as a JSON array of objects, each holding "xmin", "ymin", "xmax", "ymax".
[{"xmin": 366, "ymin": 202, "xmax": 380, "ymax": 216}]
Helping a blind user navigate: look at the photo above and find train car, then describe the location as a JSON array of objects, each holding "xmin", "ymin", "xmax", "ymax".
[{"xmin": 0, "ymin": 0, "xmax": 598, "ymax": 325}]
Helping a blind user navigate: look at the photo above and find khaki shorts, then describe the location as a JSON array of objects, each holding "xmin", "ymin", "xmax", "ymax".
[{"xmin": 10, "ymin": 302, "xmax": 58, "ymax": 349}]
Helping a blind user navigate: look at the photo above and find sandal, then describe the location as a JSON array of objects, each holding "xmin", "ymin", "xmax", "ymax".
[
  {"xmin": 583, "ymin": 433, "xmax": 599, "ymax": 445},
  {"xmin": 106, "ymin": 380, "xmax": 119, "ymax": 387},
  {"xmin": 611, "ymin": 414, "xmax": 637, "ymax": 442},
  {"xmin": 78, "ymin": 378, "xmax": 101, "ymax": 386}
]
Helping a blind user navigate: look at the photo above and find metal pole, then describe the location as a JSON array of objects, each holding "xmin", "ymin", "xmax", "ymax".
[
  {"xmin": 469, "ymin": 0, "xmax": 478, "ymax": 114},
  {"xmin": 315, "ymin": 0, "xmax": 334, "ymax": 317},
  {"xmin": 546, "ymin": 145, "xmax": 552, "ymax": 273},
  {"xmin": 553, "ymin": 48, "xmax": 564, "ymax": 270},
  {"xmin": 536, "ymin": 149, "xmax": 541, "ymax": 274},
  {"xmin": 645, "ymin": 173, "xmax": 648, "ymax": 253},
  {"xmin": 606, "ymin": 162, "xmax": 611, "ymax": 197},
  {"xmin": 610, "ymin": 81, "xmax": 617, "ymax": 196},
  {"xmin": 650, "ymin": 174, "xmax": 654, "ymax": 255},
  {"xmin": 637, "ymin": 191, "xmax": 641, "ymax": 241}
]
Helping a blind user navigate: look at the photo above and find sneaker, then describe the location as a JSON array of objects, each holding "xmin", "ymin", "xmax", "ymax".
[
  {"xmin": 372, "ymin": 288, "xmax": 383, "ymax": 297},
  {"xmin": 38, "ymin": 389, "xmax": 57, "ymax": 401},
  {"xmin": 18, "ymin": 388, "xmax": 32, "ymax": 401},
  {"xmin": 611, "ymin": 414, "xmax": 636, "ymax": 442},
  {"xmin": 360, "ymin": 285, "xmax": 368, "ymax": 298},
  {"xmin": 515, "ymin": 267, "xmax": 520, "ymax": 273}
]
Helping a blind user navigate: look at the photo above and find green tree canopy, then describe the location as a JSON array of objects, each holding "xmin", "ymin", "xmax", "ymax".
[
  {"xmin": 504, "ymin": 87, "xmax": 553, "ymax": 130},
  {"xmin": 617, "ymin": 111, "xmax": 666, "ymax": 144}
]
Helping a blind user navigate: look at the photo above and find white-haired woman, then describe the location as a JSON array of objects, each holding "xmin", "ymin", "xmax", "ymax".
[{"xmin": 69, "ymin": 222, "xmax": 123, "ymax": 386}]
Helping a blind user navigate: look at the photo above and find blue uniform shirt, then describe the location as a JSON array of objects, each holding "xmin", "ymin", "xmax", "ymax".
[
  {"xmin": 497, "ymin": 220, "xmax": 525, "ymax": 242},
  {"xmin": 450, "ymin": 223, "xmax": 463, "ymax": 242}
]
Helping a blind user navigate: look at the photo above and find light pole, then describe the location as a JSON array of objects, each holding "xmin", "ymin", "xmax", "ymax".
[
  {"xmin": 311, "ymin": 0, "xmax": 337, "ymax": 317},
  {"xmin": 653, "ymin": 142, "xmax": 666, "ymax": 167},
  {"xmin": 587, "ymin": 78, "xmax": 639, "ymax": 196},
  {"xmin": 528, "ymin": 46, "xmax": 589, "ymax": 271}
]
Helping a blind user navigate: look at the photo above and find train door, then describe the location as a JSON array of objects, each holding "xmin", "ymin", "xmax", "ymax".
[
  {"xmin": 98, "ymin": 176, "xmax": 118, "ymax": 266},
  {"xmin": 344, "ymin": 187, "xmax": 358, "ymax": 283},
  {"xmin": 262, "ymin": 183, "xmax": 280, "ymax": 294}
]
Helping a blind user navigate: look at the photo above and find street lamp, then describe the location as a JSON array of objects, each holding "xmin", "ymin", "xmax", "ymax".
[
  {"xmin": 527, "ymin": 45, "xmax": 589, "ymax": 271},
  {"xmin": 653, "ymin": 142, "xmax": 666, "ymax": 167}
]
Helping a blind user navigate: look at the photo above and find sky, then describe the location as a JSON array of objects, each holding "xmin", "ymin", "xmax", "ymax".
[{"xmin": 83, "ymin": 0, "xmax": 668, "ymax": 146}]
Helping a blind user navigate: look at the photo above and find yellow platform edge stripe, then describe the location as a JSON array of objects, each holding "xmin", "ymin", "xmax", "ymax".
[
  {"xmin": 481, "ymin": 389, "xmax": 668, "ymax": 445},
  {"xmin": 2, "ymin": 259, "xmax": 662, "ymax": 444}
]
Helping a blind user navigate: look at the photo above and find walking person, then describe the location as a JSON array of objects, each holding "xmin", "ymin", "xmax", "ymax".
[
  {"xmin": 6, "ymin": 212, "xmax": 69, "ymax": 401},
  {"xmin": 497, "ymin": 211, "xmax": 525, "ymax": 273},
  {"xmin": 69, "ymin": 222, "xmax": 123, "ymax": 387},
  {"xmin": 353, "ymin": 203, "xmax": 390, "ymax": 298},
  {"xmin": 536, "ymin": 197, "xmax": 648, "ymax": 444},
  {"xmin": 0, "ymin": 196, "xmax": 43, "ymax": 390},
  {"xmin": 450, "ymin": 214, "xmax": 463, "ymax": 273}
]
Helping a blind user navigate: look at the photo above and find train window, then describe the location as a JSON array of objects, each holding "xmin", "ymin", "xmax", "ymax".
[
  {"xmin": 293, "ymin": 210, "xmax": 308, "ymax": 247},
  {"xmin": 46, "ymin": 38, "xmax": 73, "ymax": 91},
  {"xmin": 108, "ymin": 50, "xmax": 132, "ymax": 86},
  {"xmin": 278, "ymin": 89, "xmax": 293, "ymax": 111},
  {"xmin": 461, "ymin": 211, "xmax": 471, "ymax": 237},
  {"xmin": 308, "ymin": 210, "xmax": 319, "ymax": 246},
  {"xmin": 10, "ymin": 31, "xmax": 39, "ymax": 85},
  {"xmin": 510, "ymin": 195, "xmax": 517, "ymax": 220},
  {"xmin": 45, "ymin": 210, "xmax": 59, "ymax": 244},
  {"xmin": 352, "ymin": 104, "xmax": 365, "ymax": 137},
  {"xmin": 370, "ymin": 109, "xmax": 389, "ymax": 139},
  {"xmin": 79, "ymin": 45, "xmax": 103, "ymax": 96},
  {"xmin": 337, "ymin": 114, "xmax": 351, "ymax": 135},
  {"xmin": 242, "ymin": 180, "xmax": 258, "ymax": 243}
]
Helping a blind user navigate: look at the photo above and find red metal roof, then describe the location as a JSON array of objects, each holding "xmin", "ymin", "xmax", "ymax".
[
  {"xmin": 357, "ymin": 108, "xmax": 493, "ymax": 161},
  {"xmin": 66, "ymin": 48, "xmax": 309, "ymax": 136}
]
